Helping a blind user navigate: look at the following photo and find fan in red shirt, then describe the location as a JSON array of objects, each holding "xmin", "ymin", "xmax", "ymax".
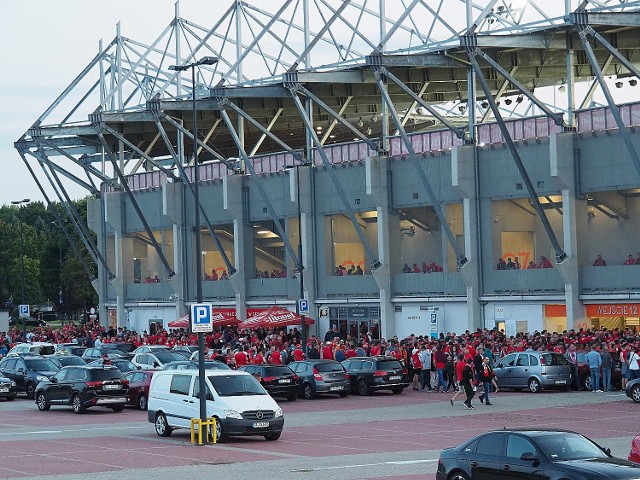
[
  {"xmin": 252, "ymin": 348, "xmax": 265, "ymax": 365},
  {"xmin": 270, "ymin": 349, "xmax": 282, "ymax": 365},
  {"xmin": 293, "ymin": 344, "xmax": 305, "ymax": 361},
  {"xmin": 234, "ymin": 346, "xmax": 249, "ymax": 367},
  {"xmin": 322, "ymin": 342, "xmax": 334, "ymax": 359}
]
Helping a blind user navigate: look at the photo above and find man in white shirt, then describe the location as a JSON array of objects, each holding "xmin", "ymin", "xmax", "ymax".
[
  {"xmin": 418, "ymin": 344, "xmax": 433, "ymax": 392},
  {"xmin": 629, "ymin": 346, "xmax": 640, "ymax": 380}
]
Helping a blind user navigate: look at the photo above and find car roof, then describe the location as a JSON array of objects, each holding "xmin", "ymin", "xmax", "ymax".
[
  {"xmin": 155, "ymin": 368, "xmax": 250, "ymax": 376},
  {"xmin": 489, "ymin": 427, "xmax": 580, "ymax": 435},
  {"xmin": 293, "ymin": 359, "xmax": 339, "ymax": 364}
]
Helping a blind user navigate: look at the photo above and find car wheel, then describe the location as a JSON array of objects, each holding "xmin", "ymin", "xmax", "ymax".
[
  {"xmin": 302, "ymin": 383, "xmax": 315, "ymax": 399},
  {"xmin": 138, "ymin": 394, "xmax": 148, "ymax": 410},
  {"xmin": 72, "ymin": 394, "xmax": 85, "ymax": 414},
  {"xmin": 357, "ymin": 380, "xmax": 370, "ymax": 396},
  {"xmin": 528, "ymin": 378, "xmax": 541, "ymax": 393},
  {"xmin": 213, "ymin": 417, "xmax": 226, "ymax": 443},
  {"xmin": 286, "ymin": 394, "xmax": 297, "ymax": 402},
  {"xmin": 155, "ymin": 412, "xmax": 173, "ymax": 437},
  {"xmin": 392, "ymin": 387, "xmax": 403, "ymax": 394},
  {"xmin": 36, "ymin": 392, "xmax": 50, "ymax": 411},
  {"xmin": 448, "ymin": 471, "xmax": 470, "ymax": 480},
  {"xmin": 583, "ymin": 376, "xmax": 591, "ymax": 391},
  {"xmin": 25, "ymin": 383, "xmax": 35, "ymax": 399},
  {"xmin": 631, "ymin": 385, "xmax": 640, "ymax": 403},
  {"xmin": 264, "ymin": 432, "xmax": 281, "ymax": 441},
  {"xmin": 111, "ymin": 404, "xmax": 124, "ymax": 412}
]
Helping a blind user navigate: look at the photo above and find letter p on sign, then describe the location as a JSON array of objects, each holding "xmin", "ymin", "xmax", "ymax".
[{"xmin": 191, "ymin": 303, "xmax": 213, "ymax": 333}]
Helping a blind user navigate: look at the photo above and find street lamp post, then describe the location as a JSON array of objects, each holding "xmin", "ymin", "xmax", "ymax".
[
  {"xmin": 285, "ymin": 163, "xmax": 310, "ymax": 353},
  {"xmin": 169, "ymin": 56, "xmax": 218, "ymax": 441},
  {"xmin": 11, "ymin": 198, "xmax": 30, "ymax": 339}
]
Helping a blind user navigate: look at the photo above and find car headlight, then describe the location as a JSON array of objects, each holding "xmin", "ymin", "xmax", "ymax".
[
  {"xmin": 36, "ymin": 375, "xmax": 49, "ymax": 382},
  {"xmin": 274, "ymin": 407, "xmax": 283, "ymax": 418},
  {"xmin": 10, "ymin": 381, "xmax": 16, "ymax": 387},
  {"xmin": 224, "ymin": 409, "xmax": 243, "ymax": 419}
]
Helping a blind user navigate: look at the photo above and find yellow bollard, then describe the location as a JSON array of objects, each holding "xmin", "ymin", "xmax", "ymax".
[{"xmin": 190, "ymin": 417, "xmax": 217, "ymax": 445}]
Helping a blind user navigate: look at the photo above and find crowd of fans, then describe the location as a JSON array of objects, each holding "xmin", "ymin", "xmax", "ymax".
[
  {"xmin": 593, "ymin": 254, "xmax": 640, "ymax": 266},
  {"xmin": 334, "ymin": 264, "xmax": 364, "ymax": 276},
  {"xmin": 497, "ymin": 256, "xmax": 553, "ymax": 270},
  {"xmin": 402, "ymin": 262, "xmax": 444, "ymax": 273},
  {"xmin": 255, "ymin": 268, "xmax": 287, "ymax": 279},
  {"xmin": 204, "ymin": 269, "xmax": 230, "ymax": 281}
]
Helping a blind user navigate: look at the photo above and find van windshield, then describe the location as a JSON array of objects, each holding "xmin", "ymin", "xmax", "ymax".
[{"xmin": 208, "ymin": 374, "xmax": 266, "ymax": 397}]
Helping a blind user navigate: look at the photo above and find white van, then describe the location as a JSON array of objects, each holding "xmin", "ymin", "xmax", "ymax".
[{"xmin": 147, "ymin": 369, "xmax": 284, "ymax": 441}]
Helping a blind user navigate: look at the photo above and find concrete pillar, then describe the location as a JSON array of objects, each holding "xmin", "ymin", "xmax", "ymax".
[
  {"xmin": 550, "ymin": 132, "xmax": 586, "ymax": 329},
  {"xmin": 452, "ymin": 144, "xmax": 482, "ymax": 330},
  {"xmin": 163, "ymin": 180, "xmax": 185, "ymax": 318},
  {"xmin": 366, "ymin": 156, "xmax": 397, "ymax": 339},
  {"xmin": 224, "ymin": 174, "xmax": 248, "ymax": 319},
  {"xmin": 103, "ymin": 191, "xmax": 126, "ymax": 328}
]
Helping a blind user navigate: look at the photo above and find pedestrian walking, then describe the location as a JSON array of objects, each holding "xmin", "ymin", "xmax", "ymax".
[
  {"xmin": 461, "ymin": 357, "xmax": 475, "ymax": 409},
  {"xmin": 450, "ymin": 354, "xmax": 465, "ymax": 406},
  {"xmin": 478, "ymin": 357, "xmax": 494, "ymax": 405}
]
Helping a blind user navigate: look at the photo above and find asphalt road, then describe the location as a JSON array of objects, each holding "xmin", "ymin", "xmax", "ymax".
[{"xmin": 0, "ymin": 387, "xmax": 637, "ymax": 480}]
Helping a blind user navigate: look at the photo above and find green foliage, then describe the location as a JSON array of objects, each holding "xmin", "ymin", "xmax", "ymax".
[{"xmin": 0, "ymin": 200, "xmax": 97, "ymax": 316}]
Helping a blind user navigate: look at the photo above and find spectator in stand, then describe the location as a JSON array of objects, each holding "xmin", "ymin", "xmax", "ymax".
[
  {"xmin": 412, "ymin": 263, "xmax": 421, "ymax": 273},
  {"xmin": 513, "ymin": 257, "xmax": 521, "ymax": 269},
  {"xmin": 624, "ymin": 255, "xmax": 636, "ymax": 266},
  {"xmin": 593, "ymin": 254, "xmax": 607, "ymax": 266},
  {"xmin": 402, "ymin": 263, "xmax": 411, "ymax": 273},
  {"xmin": 496, "ymin": 258, "xmax": 507, "ymax": 270},
  {"xmin": 210, "ymin": 269, "xmax": 218, "ymax": 281},
  {"xmin": 422, "ymin": 262, "xmax": 431, "ymax": 273},
  {"xmin": 220, "ymin": 270, "xmax": 229, "ymax": 280},
  {"xmin": 526, "ymin": 261, "xmax": 537, "ymax": 269},
  {"xmin": 636, "ymin": 253, "xmax": 640, "ymax": 265},
  {"xmin": 506, "ymin": 258, "xmax": 515, "ymax": 269},
  {"xmin": 430, "ymin": 262, "xmax": 443, "ymax": 272},
  {"xmin": 538, "ymin": 256, "xmax": 553, "ymax": 268},
  {"xmin": 355, "ymin": 265, "xmax": 364, "ymax": 275},
  {"xmin": 347, "ymin": 265, "xmax": 355, "ymax": 275}
]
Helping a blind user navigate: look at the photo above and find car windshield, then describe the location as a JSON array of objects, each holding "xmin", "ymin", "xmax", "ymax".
[
  {"xmin": 55, "ymin": 356, "xmax": 86, "ymax": 366},
  {"xmin": 204, "ymin": 361, "xmax": 231, "ymax": 370},
  {"xmin": 377, "ymin": 360, "xmax": 403, "ymax": 370},
  {"xmin": 25, "ymin": 359, "xmax": 58, "ymax": 371},
  {"xmin": 208, "ymin": 374, "xmax": 266, "ymax": 396},
  {"xmin": 113, "ymin": 360, "xmax": 136, "ymax": 372},
  {"xmin": 264, "ymin": 366, "xmax": 294, "ymax": 376},
  {"xmin": 314, "ymin": 362, "xmax": 344, "ymax": 373},
  {"xmin": 536, "ymin": 433, "xmax": 608, "ymax": 461},
  {"xmin": 540, "ymin": 353, "xmax": 568, "ymax": 366},
  {"xmin": 155, "ymin": 352, "xmax": 187, "ymax": 363},
  {"xmin": 92, "ymin": 369, "xmax": 125, "ymax": 381}
]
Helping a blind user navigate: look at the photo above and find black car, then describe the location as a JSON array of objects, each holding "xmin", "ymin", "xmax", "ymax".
[
  {"xmin": 239, "ymin": 364, "xmax": 300, "ymax": 401},
  {"xmin": 0, "ymin": 355, "xmax": 59, "ymax": 398},
  {"xmin": 341, "ymin": 356, "xmax": 409, "ymax": 395},
  {"xmin": 47, "ymin": 355, "xmax": 87, "ymax": 368},
  {"xmin": 0, "ymin": 375, "xmax": 17, "ymax": 400},
  {"xmin": 35, "ymin": 365, "xmax": 129, "ymax": 414},
  {"xmin": 436, "ymin": 428, "xmax": 640, "ymax": 480},
  {"xmin": 162, "ymin": 360, "xmax": 231, "ymax": 371},
  {"xmin": 289, "ymin": 359, "xmax": 350, "ymax": 399},
  {"xmin": 9, "ymin": 318, "xmax": 46, "ymax": 327},
  {"xmin": 101, "ymin": 343, "xmax": 137, "ymax": 355},
  {"xmin": 88, "ymin": 358, "xmax": 139, "ymax": 373},
  {"xmin": 625, "ymin": 377, "xmax": 640, "ymax": 403}
]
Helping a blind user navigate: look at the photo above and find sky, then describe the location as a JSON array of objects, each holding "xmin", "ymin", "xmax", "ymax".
[
  {"xmin": 1, "ymin": 1, "xmax": 638, "ymax": 208},
  {"xmin": 0, "ymin": 1, "xmax": 238, "ymax": 207}
]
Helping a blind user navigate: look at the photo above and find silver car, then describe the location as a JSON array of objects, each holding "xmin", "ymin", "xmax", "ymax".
[{"xmin": 493, "ymin": 351, "xmax": 571, "ymax": 393}]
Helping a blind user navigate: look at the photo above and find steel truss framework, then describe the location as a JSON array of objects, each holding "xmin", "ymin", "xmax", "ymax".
[{"xmin": 14, "ymin": 0, "xmax": 640, "ymax": 300}]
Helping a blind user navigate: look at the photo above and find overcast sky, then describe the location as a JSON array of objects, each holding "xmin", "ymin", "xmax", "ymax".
[{"xmin": 1, "ymin": 1, "xmax": 637, "ymax": 208}]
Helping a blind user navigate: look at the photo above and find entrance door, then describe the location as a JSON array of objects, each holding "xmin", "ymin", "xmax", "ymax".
[{"xmin": 346, "ymin": 320, "xmax": 370, "ymax": 342}]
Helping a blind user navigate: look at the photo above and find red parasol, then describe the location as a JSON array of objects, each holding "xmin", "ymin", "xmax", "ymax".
[{"xmin": 239, "ymin": 306, "xmax": 314, "ymax": 329}]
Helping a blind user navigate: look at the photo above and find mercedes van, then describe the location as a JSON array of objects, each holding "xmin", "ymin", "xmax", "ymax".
[{"xmin": 147, "ymin": 369, "xmax": 284, "ymax": 441}]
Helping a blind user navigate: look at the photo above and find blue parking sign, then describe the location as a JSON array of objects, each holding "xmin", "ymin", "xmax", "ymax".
[
  {"xmin": 190, "ymin": 303, "xmax": 213, "ymax": 333},
  {"xmin": 298, "ymin": 299, "xmax": 309, "ymax": 314}
]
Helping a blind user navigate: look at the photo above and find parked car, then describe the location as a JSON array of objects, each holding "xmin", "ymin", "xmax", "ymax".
[
  {"xmin": 493, "ymin": 351, "xmax": 571, "ymax": 393},
  {"xmin": 47, "ymin": 355, "xmax": 87, "ymax": 368},
  {"xmin": 289, "ymin": 359, "xmax": 350, "ymax": 399},
  {"xmin": 341, "ymin": 356, "xmax": 409, "ymax": 395},
  {"xmin": 576, "ymin": 351, "xmax": 622, "ymax": 391},
  {"xmin": 133, "ymin": 345, "xmax": 171, "ymax": 355},
  {"xmin": 81, "ymin": 347, "xmax": 123, "ymax": 362},
  {"xmin": 630, "ymin": 435, "xmax": 640, "ymax": 463},
  {"xmin": 0, "ymin": 375, "xmax": 17, "ymax": 400},
  {"xmin": 88, "ymin": 358, "xmax": 139, "ymax": 373},
  {"xmin": 163, "ymin": 360, "xmax": 231, "ymax": 371},
  {"xmin": 101, "ymin": 343, "xmax": 137, "ymax": 355},
  {"xmin": 124, "ymin": 369, "xmax": 155, "ymax": 410},
  {"xmin": 34, "ymin": 365, "xmax": 129, "ymax": 414},
  {"xmin": 0, "ymin": 355, "xmax": 59, "ymax": 398},
  {"xmin": 53, "ymin": 344, "xmax": 88, "ymax": 357},
  {"xmin": 132, "ymin": 351, "xmax": 186, "ymax": 370},
  {"xmin": 436, "ymin": 428, "xmax": 640, "ymax": 480},
  {"xmin": 7, "ymin": 342, "xmax": 55, "ymax": 357},
  {"xmin": 173, "ymin": 346, "xmax": 199, "ymax": 356},
  {"xmin": 9, "ymin": 318, "xmax": 46, "ymax": 327},
  {"xmin": 239, "ymin": 364, "xmax": 300, "ymax": 401},
  {"xmin": 625, "ymin": 378, "xmax": 640, "ymax": 403},
  {"xmin": 148, "ymin": 369, "xmax": 284, "ymax": 441}
]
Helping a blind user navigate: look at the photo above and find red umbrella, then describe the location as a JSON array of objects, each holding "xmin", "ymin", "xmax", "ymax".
[
  {"xmin": 211, "ymin": 309, "xmax": 239, "ymax": 326},
  {"xmin": 167, "ymin": 315, "xmax": 189, "ymax": 329},
  {"xmin": 239, "ymin": 306, "xmax": 314, "ymax": 329}
]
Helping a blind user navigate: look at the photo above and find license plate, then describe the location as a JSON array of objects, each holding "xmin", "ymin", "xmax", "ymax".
[
  {"xmin": 104, "ymin": 384, "xmax": 120, "ymax": 390},
  {"xmin": 0, "ymin": 388, "xmax": 8, "ymax": 393},
  {"xmin": 279, "ymin": 379, "xmax": 291, "ymax": 384},
  {"xmin": 330, "ymin": 386, "xmax": 342, "ymax": 391},
  {"xmin": 252, "ymin": 421, "xmax": 269, "ymax": 428},
  {"xmin": 555, "ymin": 380, "xmax": 566, "ymax": 384},
  {"xmin": 389, "ymin": 375, "xmax": 401, "ymax": 381}
]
